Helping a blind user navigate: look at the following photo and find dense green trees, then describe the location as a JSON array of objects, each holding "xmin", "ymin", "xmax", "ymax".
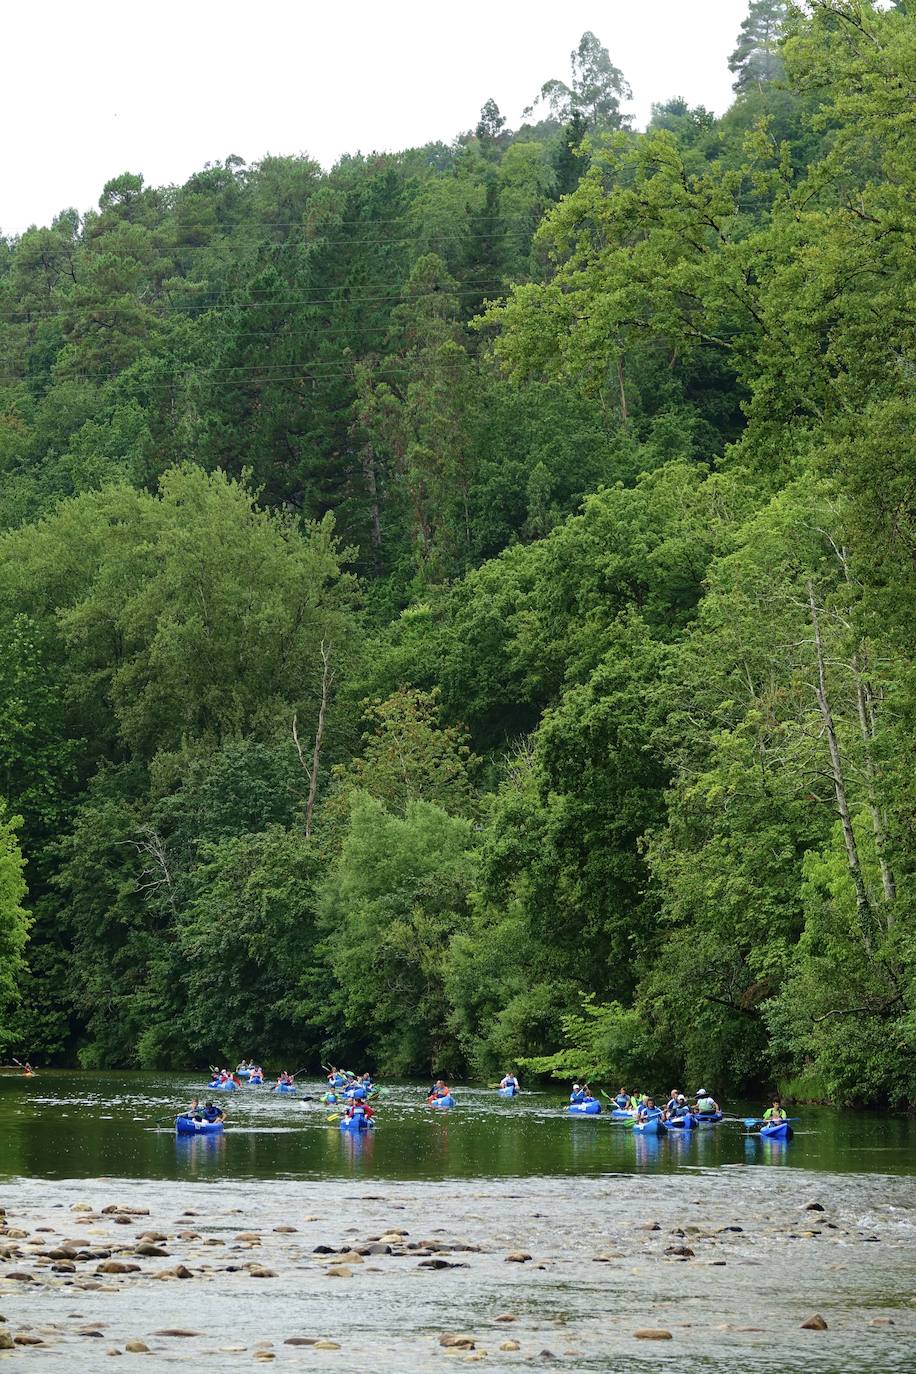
[{"xmin": 0, "ymin": 5, "xmax": 913, "ymax": 1104}]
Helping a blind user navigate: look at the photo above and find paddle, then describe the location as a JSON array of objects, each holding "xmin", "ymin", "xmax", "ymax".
[
  {"xmin": 289, "ymin": 1066, "xmax": 309, "ymax": 1081},
  {"xmin": 326, "ymin": 1112, "xmax": 341, "ymax": 1123}
]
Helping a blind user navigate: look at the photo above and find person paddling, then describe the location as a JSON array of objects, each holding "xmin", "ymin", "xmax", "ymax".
[
  {"xmin": 694, "ymin": 1088, "xmax": 720, "ymax": 1115},
  {"xmin": 763, "ymin": 1096, "xmax": 786, "ymax": 1122},
  {"xmin": 202, "ymin": 1101, "xmax": 225, "ymax": 1123},
  {"xmin": 636, "ymin": 1096, "xmax": 664, "ymax": 1123},
  {"xmin": 182, "ymin": 1096, "xmax": 203, "ymax": 1121},
  {"xmin": 500, "ymin": 1071, "xmax": 520, "ymax": 1092},
  {"xmin": 569, "ymin": 1083, "xmax": 585, "ymax": 1104}
]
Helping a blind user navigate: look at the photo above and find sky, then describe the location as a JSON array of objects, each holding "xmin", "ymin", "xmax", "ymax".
[{"xmin": 2, "ymin": 1, "xmax": 745, "ymax": 236}]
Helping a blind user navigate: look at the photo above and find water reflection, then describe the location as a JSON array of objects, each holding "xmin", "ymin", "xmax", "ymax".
[{"xmin": 174, "ymin": 1131, "xmax": 227, "ymax": 1174}]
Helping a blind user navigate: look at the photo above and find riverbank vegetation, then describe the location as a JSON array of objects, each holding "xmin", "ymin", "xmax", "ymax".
[{"xmin": 0, "ymin": 1, "xmax": 913, "ymax": 1106}]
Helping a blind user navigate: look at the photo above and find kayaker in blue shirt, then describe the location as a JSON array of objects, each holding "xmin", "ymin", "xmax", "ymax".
[
  {"xmin": 614, "ymin": 1088, "xmax": 630, "ymax": 1110},
  {"xmin": 669, "ymin": 1095, "xmax": 691, "ymax": 1119},
  {"xmin": 202, "ymin": 1101, "xmax": 225, "ymax": 1123},
  {"xmin": 637, "ymin": 1097, "xmax": 663, "ymax": 1123},
  {"xmin": 500, "ymin": 1072, "xmax": 520, "ymax": 1092},
  {"xmin": 569, "ymin": 1083, "xmax": 585, "ymax": 1103},
  {"xmin": 664, "ymin": 1089, "xmax": 681, "ymax": 1117}
]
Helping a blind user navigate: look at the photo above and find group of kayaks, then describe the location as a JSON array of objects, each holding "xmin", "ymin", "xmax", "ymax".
[{"xmin": 564, "ymin": 1087, "xmax": 794, "ymax": 1141}]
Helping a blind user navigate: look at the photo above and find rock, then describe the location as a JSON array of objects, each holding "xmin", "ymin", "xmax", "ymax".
[
  {"xmin": 312, "ymin": 1244, "xmax": 335, "ymax": 1254},
  {"xmin": 234, "ymin": 1232, "xmax": 261, "ymax": 1243},
  {"xmin": 634, "ymin": 1330, "xmax": 673, "ymax": 1341},
  {"xmin": 153, "ymin": 1329, "xmax": 202, "ymax": 1337},
  {"xmin": 493, "ymin": 1315, "xmax": 517, "ymax": 1323},
  {"xmin": 314, "ymin": 1341, "xmax": 341, "ymax": 1350},
  {"xmin": 324, "ymin": 1265, "xmax": 352, "ymax": 1278},
  {"xmin": 440, "ymin": 1335, "xmax": 476, "ymax": 1349},
  {"xmin": 0, "ymin": 1333, "xmax": 12, "ymax": 1350},
  {"xmin": 718, "ymin": 1226, "xmax": 743, "ymax": 1233},
  {"xmin": 505, "ymin": 1251, "xmax": 532, "ymax": 1263},
  {"xmin": 254, "ymin": 1356, "xmax": 275, "ymax": 1363},
  {"xmin": 869, "ymin": 1317, "xmax": 894, "ymax": 1326},
  {"xmin": 202, "ymin": 1238, "xmax": 224, "ymax": 1246},
  {"xmin": 71, "ymin": 1203, "xmax": 93, "ymax": 1213},
  {"xmin": 360, "ymin": 1243, "xmax": 392, "ymax": 1255},
  {"xmin": 805, "ymin": 1202, "xmax": 825, "ymax": 1212},
  {"xmin": 249, "ymin": 1267, "xmax": 278, "ymax": 1278},
  {"xmin": 48, "ymin": 1247, "xmax": 78, "ymax": 1260},
  {"xmin": 499, "ymin": 1340, "xmax": 521, "ymax": 1351},
  {"xmin": 665, "ymin": 1245, "xmax": 695, "ymax": 1258},
  {"xmin": 112, "ymin": 1216, "xmax": 134, "ymax": 1226},
  {"xmin": 419, "ymin": 1258, "xmax": 467, "ymax": 1269},
  {"xmin": 273, "ymin": 1226, "xmax": 297, "ymax": 1233},
  {"xmin": 800, "ymin": 1314, "xmax": 828, "ymax": 1330},
  {"xmin": 638, "ymin": 1222, "xmax": 661, "ymax": 1231},
  {"xmin": 284, "ymin": 1338, "xmax": 319, "ymax": 1346},
  {"xmin": 177, "ymin": 1231, "xmax": 200, "ymax": 1241},
  {"xmin": 336, "ymin": 1250, "xmax": 364, "ymax": 1263},
  {"xmin": 155, "ymin": 1264, "xmax": 193, "ymax": 1279},
  {"xmin": 106, "ymin": 1348, "xmax": 122, "ymax": 1356},
  {"xmin": 539, "ymin": 1352, "xmax": 558, "ymax": 1361},
  {"xmin": 133, "ymin": 1244, "xmax": 169, "ymax": 1258},
  {"xmin": 14, "ymin": 1334, "xmax": 44, "ymax": 1345},
  {"xmin": 96, "ymin": 1261, "xmax": 141, "ymax": 1274},
  {"xmin": 125, "ymin": 1340, "xmax": 150, "ymax": 1352},
  {"xmin": 6, "ymin": 1272, "xmax": 34, "ymax": 1281},
  {"xmin": 102, "ymin": 1207, "xmax": 149, "ymax": 1216},
  {"xmin": 52, "ymin": 1261, "xmax": 76, "ymax": 1272}
]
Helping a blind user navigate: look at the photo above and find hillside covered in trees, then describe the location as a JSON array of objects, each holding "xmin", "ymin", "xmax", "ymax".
[{"xmin": 0, "ymin": 1, "xmax": 913, "ymax": 1106}]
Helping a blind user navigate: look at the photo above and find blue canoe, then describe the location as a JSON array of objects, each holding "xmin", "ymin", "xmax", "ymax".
[
  {"xmin": 429, "ymin": 1095, "xmax": 455, "ymax": 1109},
  {"xmin": 696, "ymin": 1111, "xmax": 723, "ymax": 1124},
  {"xmin": 610, "ymin": 1108, "xmax": 636, "ymax": 1121},
  {"xmin": 759, "ymin": 1120, "xmax": 793, "ymax": 1141},
  {"xmin": 236, "ymin": 1068, "xmax": 252, "ymax": 1078},
  {"xmin": 209, "ymin": 1080, "xmax": 237, "ymax": 1092},
  {"xmin": 498, "ymin": 1085, "xmax": 518, "ymax": 1098},
  {"xmin": 632, "ymin": 1117, "xmax": 666, "ymax": 1136},
  {"xmin": 248, "ymin": 1076, "xmax": 264, "ymax": 1086},
  {"xmin": 176, "ymin": 1116, "xmax": 224, "ymax": 1135},
  {"xmin": 274, "ymin": 1083, "xmax": 297, "ymax": 1094},
  {"xmin": 566, "ymin": 1100, "xmax": 601, "ymax": 1115},
  {"xmin": 666, "ymin": 1113, "xmax": 698, "ymax": 1130}
]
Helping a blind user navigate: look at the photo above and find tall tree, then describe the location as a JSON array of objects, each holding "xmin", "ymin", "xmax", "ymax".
[{"xmin": 729, "ymin": 1, "xmax": 789, "ymax": 94}]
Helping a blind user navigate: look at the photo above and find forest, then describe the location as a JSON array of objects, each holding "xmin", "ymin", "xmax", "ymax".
[{"xmin": 0, "ymin": 0, "xmax": 913, "ymax": 1106}]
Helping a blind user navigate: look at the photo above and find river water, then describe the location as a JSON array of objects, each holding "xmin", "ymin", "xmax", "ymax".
[{"xmin": 1, "ymin": 1072, "xmax": 915, "ymax": 1370}]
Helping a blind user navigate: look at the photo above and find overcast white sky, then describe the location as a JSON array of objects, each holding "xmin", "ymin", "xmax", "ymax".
[{"xmin": 2, "ymin": 1, "xmax": 745, "ymax": 236}]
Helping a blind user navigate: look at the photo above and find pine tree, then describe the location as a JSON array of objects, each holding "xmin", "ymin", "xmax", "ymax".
[{"xmin": 728, "ymin": 0, "xmax": 788, "ymax": 94}]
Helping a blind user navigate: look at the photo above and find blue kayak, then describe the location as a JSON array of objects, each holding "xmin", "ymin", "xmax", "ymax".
[
  {"xmin": 429, "ymin": 1095, "xmax": 455, "ymax": 1109},
  {"xmin": 340, "ymin": 1115, "xmax": 373, "ymax": 1131},
  {"xmin": 498, "ymin": 1085, "xmax": 518, "ymax": 1098},
  {"xmin": 566, "ymin": 1100, "xmax": 601, "ymax": 1115},
  {"xmin": 696, "ymin": 1111, "xmax": 723, "ymax": 1124},
  {"xmin": 176, "ymin": 1116, "xmax": 224, "ymax": 1135},
  {"xmin": 274, "ymin": 1083, "xmax": 297, "ymax": 1094},
  {"xmin": 209, "ymin": 1081, "xmax": 237, "ymax": 1092},
  {"xmin": 248, "ymin": 1076, "xmax": 264, "ymax": 1086},
  {"xmin": 632, "ymin": 1117, "xmax": 666, "ymax": 1136},
  {"xmin": 236, "ymin": 1068, "xmax": 252, "ymax": 1078},
  {"xmin": 759, "ymin": 1120, "xmax": 793, "ymax": 1141},
  {"xmin": 610, "ymin": 1108, "xmax": 635, "ymax": 1121},
  {"xmin": 666, "ymin": 1113, "xmax": 698, "ymax": 1130}
]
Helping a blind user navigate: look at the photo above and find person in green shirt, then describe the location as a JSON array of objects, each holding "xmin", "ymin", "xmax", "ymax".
[{"xmin": 763, "ymin": 1096, "xmax": 786, "ymax": 1122}]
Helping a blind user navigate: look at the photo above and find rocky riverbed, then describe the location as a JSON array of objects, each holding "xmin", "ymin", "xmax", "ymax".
[{"xmin": 2, "ymin": 1169, "xmax": 915, "ymax": 1371}]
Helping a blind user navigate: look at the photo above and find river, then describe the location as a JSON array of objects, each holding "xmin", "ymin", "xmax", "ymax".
[{"xmin": 1, "ymin": 1072, "xmax": 914, "ymax": 1370}]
